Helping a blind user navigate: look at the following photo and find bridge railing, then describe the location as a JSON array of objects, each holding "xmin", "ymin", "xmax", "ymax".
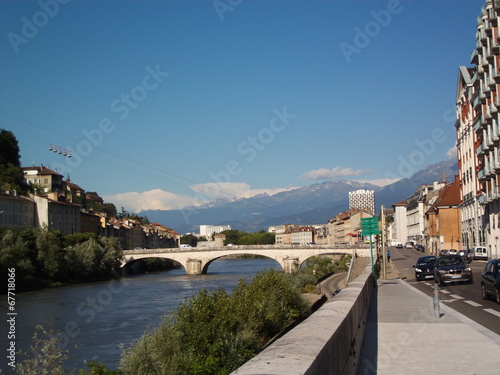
[{"xmin": 123, "ymin": 244, "xmax": 371, "ymax": 254}]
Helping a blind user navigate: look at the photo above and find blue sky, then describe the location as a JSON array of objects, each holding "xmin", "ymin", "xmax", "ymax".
[{"xmin": 0, "ymin": 0, "xmax": 484, "ymax": 213}]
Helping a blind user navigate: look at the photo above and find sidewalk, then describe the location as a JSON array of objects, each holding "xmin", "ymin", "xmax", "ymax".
[{"xmin": 357, "ymin": 261, "xmax": 500, "ymax": 375}]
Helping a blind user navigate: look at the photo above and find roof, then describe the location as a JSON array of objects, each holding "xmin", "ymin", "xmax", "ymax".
[
  {"xmin": 66, "ymin": 181, "xmax": 84, "ymax": 191},
  {"xmin": 392, "ymin": 200, "xmax": 407, "ymax": 207},
  {"xmin": 22, "ymin": 166, "xmax": 63, "ymax": 177},
  {"xmin": 426, "ymin": 179, "xmax": 461, "ymax": 213}
]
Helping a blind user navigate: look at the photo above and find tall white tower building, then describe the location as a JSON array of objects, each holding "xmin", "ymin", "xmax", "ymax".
[{"xmin": 349, "ymin": 189, "xmax": 375, "ymax": 216}]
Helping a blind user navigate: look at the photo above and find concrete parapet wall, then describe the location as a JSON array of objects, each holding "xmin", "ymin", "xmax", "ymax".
[
  {"xmin": 231, "ymin": 264, "xmax": 374, "ymax": 375},
  {"xmin": 355, "ymin": 248, "xmax": 374, "ymax": 258}
]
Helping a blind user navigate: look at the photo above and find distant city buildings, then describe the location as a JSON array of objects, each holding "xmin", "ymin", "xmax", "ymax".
[
  {"xmin": 349, "ymin": 189, "xmax": 375, "ymax": 216},
  {"xmin": 328, "ymin": 208, "xmax": 373, "ymax": 245},
  {"xmin": 199, "ymin": 224, "xmax": 231, "ymax": 238},
  {"xmin": 1, "ymin": 165, "xmax": 180, "ymax": 249}
]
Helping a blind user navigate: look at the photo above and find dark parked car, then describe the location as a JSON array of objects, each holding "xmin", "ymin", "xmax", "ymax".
[
  {"xmin": 434, "ymin": 255, "xmax": 473, "ymax": 286},
  {"xmin": 481, "ymin": 259, "xmax": 500, "ymax": 304},
  {"xmin": 414, "ymin": 244, "xmax": 425, "ymax": 252},
  {"xmin": 413, "ymin": 255, "xmax": 436, "ymax": 281}
]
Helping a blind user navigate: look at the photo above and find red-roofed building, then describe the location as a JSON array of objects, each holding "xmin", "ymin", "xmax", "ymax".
[
  {"xmin": 22, "ymin": 166, "xmax": 63, "ymax": 193},
  {"xmin": 425, "ymin": 178, "xmax": 462, "ymax": 253}
]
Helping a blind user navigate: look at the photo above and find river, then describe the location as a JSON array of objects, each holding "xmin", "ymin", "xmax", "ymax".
[{"xmin": 0, "ymin": 257, "xmax": 281, "ymax": 372}]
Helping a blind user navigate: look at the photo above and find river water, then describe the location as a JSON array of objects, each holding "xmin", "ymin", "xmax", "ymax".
[{"xmin": 0, "ymin": 257, "xmax": 280, "ymax": 372}]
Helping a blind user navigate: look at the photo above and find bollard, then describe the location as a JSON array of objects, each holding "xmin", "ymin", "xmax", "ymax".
[{"xmin": 433, "ymin": 282, "xmax": 441, "ymax": 318}]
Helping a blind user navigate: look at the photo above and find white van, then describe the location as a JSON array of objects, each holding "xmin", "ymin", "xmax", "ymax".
[{"xmin": 473, "ymin": 246, "xmax": 488, "ymax": 260}]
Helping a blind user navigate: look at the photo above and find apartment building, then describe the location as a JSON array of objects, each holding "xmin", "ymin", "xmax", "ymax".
[
  {"xmin": 456, "ymin": 65, "xmax": 485, "ymax": 249},
  {"xmin": 425, "ymin": 178, "xmax": 462, "ymax": 254},
  {"xmin": 406, "ymin": 182, "xmax": 444, "ymax": 245},
  {"xmin": 33, "ymin": 195, "xmax": 81, "ymax": 235},
  {"xmin": 0, "ymin": 192, "xmax": 35, "ymax": 229},
  {"xmin": 22, "ymin": 166, "xmax": 63, "ymax": 193},
  {"xmin": 328, "ymin": 209, "xmax": 372, "ymax": 245},
  {"xmin": 289, "ymin": 226, "xmax": 315, "ymax": 245},
  {"xmin": 349, "ymin": 189, "xmax": 375, "ymax": 216},
  {"xmin": 199, "ymin": 224, "xmax": 231, "ymax": 238},
  {"xmin": 392, "ymin": 200, "xmax": 408, "ymax": 245}
]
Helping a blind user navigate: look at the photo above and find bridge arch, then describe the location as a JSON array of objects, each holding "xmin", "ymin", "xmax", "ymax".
[
  {"xmin": 200, "ymin": 253, "xmax": 283, "ymax": 274},
  {"xmin": 121, "ymin": 246, "xmax": 366, "ymax": 275},
  {"xmin": 121, "ymin": 255, "xmax": 187, "ymax": 274}
]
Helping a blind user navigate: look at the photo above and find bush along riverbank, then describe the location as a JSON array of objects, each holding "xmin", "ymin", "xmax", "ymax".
[
  {"xmin": 0, "ymin": 227, "xmax": 179, "ymax": 293},
  {"xmin": 14, "ymin": 255, "xmax": 350, "ymax": 375}
]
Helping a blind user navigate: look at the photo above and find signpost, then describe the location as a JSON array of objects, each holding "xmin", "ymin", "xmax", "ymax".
[{"xmin": 361, "ymin": 217, "xmax": 380, "ymax": 277}]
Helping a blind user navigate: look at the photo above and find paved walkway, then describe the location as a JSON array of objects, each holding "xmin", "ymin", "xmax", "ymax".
[{"xmin": 357, "ymin": 261, "xmax": 500, "ymax": 375}]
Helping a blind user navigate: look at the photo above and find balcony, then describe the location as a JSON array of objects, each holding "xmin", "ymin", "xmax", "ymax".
[
  {"xmin": 478, "ymin": 168, "xmax": 487, "ymax": 179},
  {"xmin": 494, "ymin": 68, "xmax": 500, "ymax": 81},
  {"xmin": 471, "ymin": 48, "xmax": 479, "ymax": 64},
  {"xmin": 473, "ymin": 116, "xmax": 482, "ymax": 131},
  {"xmin": 479, "ymin": 194, "xmax": 487, "ymax": 205},
  {"xmin": 477, "ymin": 143, "xmax": 488, "ymax": 156}
]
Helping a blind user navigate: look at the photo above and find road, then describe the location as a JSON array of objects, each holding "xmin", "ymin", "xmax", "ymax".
[{"xmin": 390, "ymin": 246, "xmax": 500, "ymax": 335}]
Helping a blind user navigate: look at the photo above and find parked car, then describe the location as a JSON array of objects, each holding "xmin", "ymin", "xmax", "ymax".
[
  {"xmin": 473, "ymin": 246, "xmax": 488, "ymax": 260},
  {"xmin": 448, "ymin": 249, "xmax": 458, "ymax": 256},
  {"xmin": 413, "ymin": 255, "xmax": 437, "ymax": 281},
  {"xmin": 439, "ymin": 249, "xmax": 450, "ymax": 256},
  {"xmin": 481, "ymin": 259, "xmax": 500, "ymax": 304},
  {"xmin": 180, "ymin": 244, "xmax": 192, "ymax": 248},
  {"xmin": 414, "ymin": 244, "xmax": 425, "ymax": 252},
  {"xmin": 405, "ymin": 242, "xmax": 414, "ymax": 249},
  {"xmin": 434, "ymin": 255, "xmax": 474, "ymax": 286}
]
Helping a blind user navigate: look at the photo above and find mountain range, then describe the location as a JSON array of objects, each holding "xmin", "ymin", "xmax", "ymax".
[{"xmin": 140, "ymin": 160, "xmax": 458, "ymax": 234}]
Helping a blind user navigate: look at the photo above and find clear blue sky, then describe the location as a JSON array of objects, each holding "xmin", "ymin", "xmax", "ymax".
[{"xmin": 0, "ymin": 0, "xmax": 484, "ymax": 213}]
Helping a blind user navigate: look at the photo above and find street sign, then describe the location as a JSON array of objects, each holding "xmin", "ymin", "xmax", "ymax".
[{"xmin": 361, "ymin": 217, "xmax": 380, "ymax": 236}]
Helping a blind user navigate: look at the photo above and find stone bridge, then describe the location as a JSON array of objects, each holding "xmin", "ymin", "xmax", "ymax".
[{"xmin": 121, "ymin": 244, "xmax": 372, "ymax": 274}]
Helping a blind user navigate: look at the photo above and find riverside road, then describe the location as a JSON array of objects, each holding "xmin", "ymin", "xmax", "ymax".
[{"xmin": 390, "ymin": 246, "xmax": 500, "ymax": 335}]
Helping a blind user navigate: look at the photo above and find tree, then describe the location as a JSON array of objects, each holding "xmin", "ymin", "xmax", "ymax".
[
  {"xmin": 180, "ymin": 234, "xmax": 198, "ymax": 247},
  {"xmin": 36, "ymin": 227, "xmax": 64, "ymax": 279},
  {"xmin": 0, "ymin": 129, "xmax": 24, "ymax": 192}
]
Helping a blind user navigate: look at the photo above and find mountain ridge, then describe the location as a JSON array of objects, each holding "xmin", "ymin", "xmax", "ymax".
[{"xmin": 140, "ymin": 160, "xmax": 458, "ymax": 233}]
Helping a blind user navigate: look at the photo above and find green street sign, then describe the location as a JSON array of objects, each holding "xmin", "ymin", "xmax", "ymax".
[{"xmin": 361, "ymin": 217, "xmax": 380, "ymax": 236}]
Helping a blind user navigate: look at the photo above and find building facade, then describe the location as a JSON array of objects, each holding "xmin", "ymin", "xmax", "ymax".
[
  {"xmin": 328, "ymin": 209, "xmax": 372, "ymax": 245},
  {"xmin": 457, "ymin": 0, "xmax": 500, "ymax": 259},
  {"xmin": 349, "ymin": 189, "xmax": 375, "ymax": 216},
  {"xmin": 199, "ymin": 224, "xmax": 231, "ymax": 238},
  {"xmin": 456, "ymin": 65, "xmax": 485, "ymax": 250},
  {"xmin": 392, "ymin": 200, "xmax": 408, "ymax": 245},
  {"xmin": 0, "ymin": 192, "xmax": 35, "ymax": 229},
  {"xmin": 33, "ymin": 195, "xmax": 81, "ymax": 235},
  {"xmin": 425, "ymin": 178, "xmax": 462, "ymax": 254},
  {"xmin": 22, "ymin": 166, "xmax": 63, "ymax": 193}
]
